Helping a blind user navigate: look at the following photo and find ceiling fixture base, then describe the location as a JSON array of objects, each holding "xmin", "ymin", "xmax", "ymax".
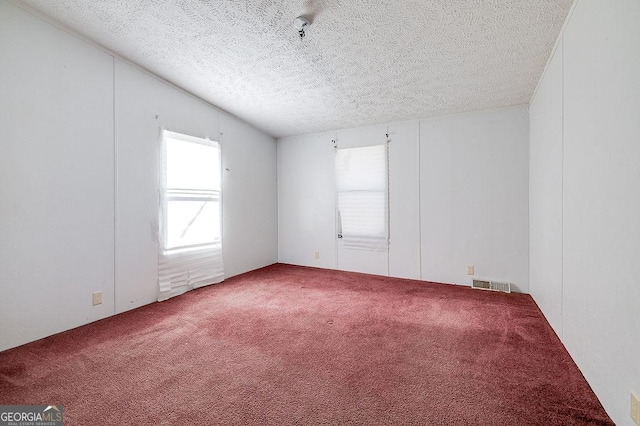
[{"xmin": 294, "ymin": 16, "xmax": 310, "ymax": 39}]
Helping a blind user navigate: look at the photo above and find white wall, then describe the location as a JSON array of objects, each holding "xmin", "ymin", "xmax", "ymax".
[
  {"xmin": 114, "ymin": 59, "xmax": 166, "ymax": 313},
  {"xmin": 0, "ymin": 2, "xmax": 277, "ymax": 351},
  {"xmin": 278, "ymin": 106, "xmax": 529, "ymax": 290},
  {"xmin": 218, "ymin": 112, "xmax": 278, "ymax": 278},
  {"xmin": 529, "ymin": 0, "xmax": 640, "ymax": 423},
  {"xmin": 0, "ymin": 1, "xmax": 115, "ymax": 351},
  {"xmin": 529, "ymin": 40, "xmax": 564, "ymax": 338},
  {"xmin": 388, "ymin": 122, "xmax": 421, "ymax": 280},
  {"xmin": 420, "ymin": 107, "xmax": 529, "ymax": 291},
  {"xmin": 278, "ymin": 120, "xmax": 422, "ymax": 279},
  {"xmin": 115, "ymin": 61, "xmax": 277, "ymax": 313},
  {"xmin": 277, "ymin": 132, "xmax": 337, "ymax": 269}
]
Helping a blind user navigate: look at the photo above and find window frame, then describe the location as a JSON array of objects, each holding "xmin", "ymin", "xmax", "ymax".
[{"xmin": 160, "ymin": 129, "xmax": 222, "ymax": 254}]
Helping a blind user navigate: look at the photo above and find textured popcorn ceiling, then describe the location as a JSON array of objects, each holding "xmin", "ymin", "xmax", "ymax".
[{"xmin": 19, "ymin": 0, "xmax": 572, "ymax": 138}]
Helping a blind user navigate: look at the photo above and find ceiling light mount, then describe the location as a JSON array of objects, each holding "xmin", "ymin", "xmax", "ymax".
[{"xmin": 294, "ymin": 16, "xmax": 310, "ymax": 39}]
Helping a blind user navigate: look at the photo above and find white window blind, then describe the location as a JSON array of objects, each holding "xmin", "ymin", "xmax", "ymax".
[
  {"xmin": 158, "ymin": 130, "xmax": 224, "ymax": 301},
  {"xmin": 335, "ymin": 144, "xmax": 389, "ymax": 251}
]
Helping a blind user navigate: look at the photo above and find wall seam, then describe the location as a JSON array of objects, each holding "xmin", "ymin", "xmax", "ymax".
[
  {"xmin": 418, "ymin": 121, "xmax": 423, "ymax": 281},
  {"xmin": 560, "ymin": 35, "xmax": 565, "ymax": 341},
  {"xmin": 112, "ymin": 56, "xmax": 118, "ymax": 315},
  {"xmin": 334, "ymin": 132, "xmax": 339, "ymax": 270},
  {"xmin": 525, "ymin": 106, "xmax": 530, "ymax": 294},
  {"xmin": 274, "ymin": 135, "xmax": 279, "ymax": 263},
  {"xmin": 386, "ymin": 126, "xmax": 390, "ymax": 277}
]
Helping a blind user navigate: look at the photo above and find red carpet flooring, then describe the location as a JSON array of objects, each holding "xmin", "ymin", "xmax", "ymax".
[{"xmin": 0, "ymin": 264, "xmax": 612, "ymax": 425}]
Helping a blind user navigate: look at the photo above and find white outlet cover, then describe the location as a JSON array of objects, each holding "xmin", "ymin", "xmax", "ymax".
[{"xmin": 92, "ymin": 291, "xmax": 103, "ymax": 306}]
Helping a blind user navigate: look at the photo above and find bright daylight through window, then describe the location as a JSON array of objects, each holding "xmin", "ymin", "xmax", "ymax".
[
  {"xmin": 162, "ymin": 131, "xmax": 221, "ymax": 252},
  {"xmin": 158, "ymin": 130, "xmax": 224, "ymax": 302}
]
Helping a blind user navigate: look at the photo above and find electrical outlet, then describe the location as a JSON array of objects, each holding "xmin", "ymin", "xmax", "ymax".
[
  {"xmin": 92, "ymin": 291, "xmax": 102, "ymax": 306},
  {"xmin": 467, "ymin": 265, "xmax": 474, "ymax": 275},
  {"xmin": 314, "ymin": 251, "xmax": 320, "ymax": 259},
  {"xmin": 632, "ymin": 392, "xmax": 640, "ymax": 425}
]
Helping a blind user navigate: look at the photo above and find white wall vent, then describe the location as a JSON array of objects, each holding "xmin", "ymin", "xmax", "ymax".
[{"xmin": 472, "ymin": 279, "xmax": 511, "ymax": 293}]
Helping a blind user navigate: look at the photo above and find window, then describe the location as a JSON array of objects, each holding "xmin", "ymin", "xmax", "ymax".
[
  {"xmin": 335, "ymin": 144, "xmax": 388, "ymax": 251},
  {"xmin": 158, "ymin": 130, "xmax": 224, "ymax": 301},
  {"xmin": 162, "ymin": 132, "xmax": 221, "ymax": 251}
]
